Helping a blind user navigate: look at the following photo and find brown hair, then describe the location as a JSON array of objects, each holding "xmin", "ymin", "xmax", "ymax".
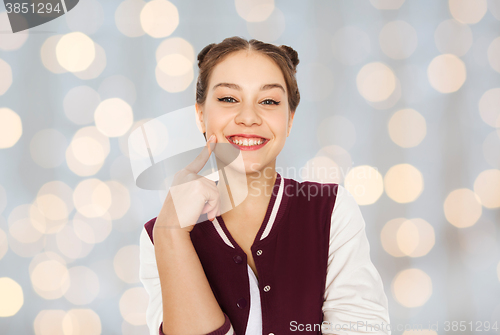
[{"xmin": 196, "ymin": 36, "xmax": 300, "ymax": 139}]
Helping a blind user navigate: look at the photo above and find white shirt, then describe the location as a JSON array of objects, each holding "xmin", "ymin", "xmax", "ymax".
[{"xmin": 140, "ymin": 181, "xmax": 391, "ymax": 335}]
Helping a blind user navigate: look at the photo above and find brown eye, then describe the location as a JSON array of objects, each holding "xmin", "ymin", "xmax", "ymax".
[
  {"xmin": 218, "ymin": 97, "xmax": 237, "ymax": 103},
  {"xmin": 261, "ymin": 99, "xmax": 280, "ymax": 105}
]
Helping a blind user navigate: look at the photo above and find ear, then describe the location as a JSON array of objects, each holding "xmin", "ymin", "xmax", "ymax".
[
  {"xmin": 195, "ymin": 102, "xmax": 206, "ymax": 133},
  {"xmin": 287, "ymin": 110, "xmax": 295, "ymax": 137}
]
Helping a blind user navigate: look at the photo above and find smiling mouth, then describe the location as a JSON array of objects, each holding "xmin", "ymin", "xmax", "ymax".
[{"xmin": 226, "ymin": 136, "xmax": 269, "ymax": 149}]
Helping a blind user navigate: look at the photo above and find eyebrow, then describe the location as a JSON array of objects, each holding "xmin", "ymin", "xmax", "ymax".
[{"xmin": 212, "ymin": 82, "xmax": 285, "ymax": 93}]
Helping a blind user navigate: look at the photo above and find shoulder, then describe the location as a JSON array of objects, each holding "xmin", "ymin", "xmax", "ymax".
[
  {"xmin": 329, "ymin": 184, "xmax": 366, "ymax": 239},
  {"xmin": 282, "ymin": 176, "xmax": 339, "ymax": 203}
]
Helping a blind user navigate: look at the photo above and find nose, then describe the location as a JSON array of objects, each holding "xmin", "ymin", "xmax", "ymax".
[{"xmin": 234, "ymin": 101, "xmax": 262, "ymax": 127}]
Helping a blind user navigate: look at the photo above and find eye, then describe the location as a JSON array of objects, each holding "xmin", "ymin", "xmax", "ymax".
[
  {"xmin": 261, "ymin": 99, "xmax": 281, "ymax": 105},
  {"xmin": 218, "ymin": 97, "xmax": 237, "ymax": 103}
]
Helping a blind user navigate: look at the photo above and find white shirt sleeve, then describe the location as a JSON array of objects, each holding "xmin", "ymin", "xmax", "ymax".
[
  {"xmin": 139, "ymin": 228, "xmax": 164, "ymax": 335},
  {"xmin": 322, "ymin": 185, "xmax": 391, "ymax": 335}
]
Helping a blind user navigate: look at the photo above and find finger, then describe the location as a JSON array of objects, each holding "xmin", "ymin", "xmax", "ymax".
[{"xmin": 185, "ymin": 134, "xmax": 217, "ymax": 174}]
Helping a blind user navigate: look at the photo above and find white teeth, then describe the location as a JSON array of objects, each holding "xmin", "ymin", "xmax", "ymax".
[{"xmin": 231, "ymin": 138, "xmax": 264, "ymax": 146}]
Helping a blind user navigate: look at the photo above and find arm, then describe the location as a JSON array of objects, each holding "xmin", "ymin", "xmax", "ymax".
[
  {"xmin": 139, "ymin": 224, "xmax": 235, "ymax": 335},
  {"xmin": 322, "ymin": 185, "xmax": 391, "ymax": 335}
]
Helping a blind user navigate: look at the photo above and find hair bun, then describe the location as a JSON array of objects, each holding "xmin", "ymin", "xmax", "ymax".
[
  {"xmin": 197, "ymin": 43, "xmax": 216, "ymax": 68},
  {"xmin": 280, "ymin": 45, "xmax": 299, "ymax": 70}
]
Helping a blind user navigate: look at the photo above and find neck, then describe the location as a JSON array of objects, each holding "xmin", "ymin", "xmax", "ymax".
[{"xmin": 216, "ymin": 165, "xmax": 277, "ymax": 219}]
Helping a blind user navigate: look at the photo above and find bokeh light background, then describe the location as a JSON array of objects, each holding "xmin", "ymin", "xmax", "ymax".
[{"xmin": 1, "ymin": 0, "xmax": 500, "ymax": 334}]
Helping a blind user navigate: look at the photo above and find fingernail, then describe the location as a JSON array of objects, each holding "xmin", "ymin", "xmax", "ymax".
[{"xmin": 208, "ymin": 134, "xmax": 215, "ymax": 142}]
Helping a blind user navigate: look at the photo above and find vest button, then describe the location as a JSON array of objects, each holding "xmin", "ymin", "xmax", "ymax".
[
  {"xmin": 236, "ymin": 298, "xmax": 247, "ymax": 309},
  {"xmin": 263, "ymin": 285, "xmax": 271, "ymax": 292},
  {"xmin": 269, "ymin": 333, "xmax": 275, "ymax": 335},
  {"xmin": 256, "ymin": 249, "xmax": 263, "ymax": 256},
  {"xmin": 233, "ymin": 255, "xmax": 243, "ymax": 264}
]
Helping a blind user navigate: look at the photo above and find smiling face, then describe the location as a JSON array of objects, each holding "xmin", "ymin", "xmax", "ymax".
[{"xmin": 196, "ymin": 49, "xmax": 294, "ymax": 174}]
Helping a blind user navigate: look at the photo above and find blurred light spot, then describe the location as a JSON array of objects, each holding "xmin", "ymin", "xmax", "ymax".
[
  {"xmin": 449, "ymin": 0, "xmax": 487, "ymax": 24},
  {"xmin": 366, "ymin": 77, "xmax": 401, "ymax": 110},
  {"xmin": 397, "ymin": 219, "xmax": 419, "ymax": 255},
  {"xmin": 381, "ymin": 218, "xmax": 407, "ymax": 257},
  {"xmin": 66, "ymin": 126, "xmax": 110, "ymax": 176},
  {"xmin": 73, "ymin": 179, "xmax": 112, "ymax": 218},
  {"xmin": 300, "ymin": 156, "xmax": 339, "ymax": 183},
  {"xmin": 8, "ymin": 204, "xmax": 44, "ymax": 243},
  {"xmin": 297, "ymin": 63, "xmax": 334, "ymax": 101},
  {"xmin": 31, "ymin": 260, "xmax": 70, "ymax": 299},
  {"xmin": 392, "ymin": 268, "xmax": 432, "ymax": 307},
  {"xmin": 0, "ymin": 12, "xmax": 29, "ymax": 50},
  {"xmin": 331, "ymin": 26, "xmax": 370, "ymax": 66},
  {"xmin": 487, "ymin": 37, "xmax": 500, "ymax": 74},
  {"xmin": 71, "ymin": 137, "xmax": 106, "ymax": 166},
  {"xmin": 357, "ymin": 62, "xmax": 396, "ymax": 102},
  {"xmin": 344, "ymin": 165, "xmax": 384, "ymax": 205},
  {"xmin": 105, "ymin": 181, "xmax": 130, "ymax": 220},
  {"xmin": 444, "ymin": 188, "xmax": 482, "ymax": 228},
  {"xmin": 56, "ymin": 224, "xmax": 94, "ymax": 260},
  {"xmin": 0, "ymin": 277, "xmax": 23, "ymax": 317},
  {"xmin": 388, "ymin": 109, "xmax": 426, "ymax": 148},
  {"xmin": 73, "ymin": 43, "xmax": 107, "ymax": 80},
  {"xmin": 434, "ymin": 19, "xmax": 473, "ymax": 56},
  {"xmin": 41, "ymin": 35, "xmax": 67, "ymax": 74},
  {"xmin": 235, "ymin": 0, "xmax": 274, "ymax": 22},
  {"xmin": 6, "ymin": 213, "xmax": 45, "ymax": 257},
  {"xmin": 0, "ymin": 228, "xmax": 7, "ymax": 260},
  {"xmin": 30, "ymin": 129, "xmax": 67, "ymax": 168},
  {"xmin": 399, "ymin": 218, "xmax": 435, "ymax": 257},
  {"xmin": 473, "ymin": 169, "xmax": 500, "ymax": 208},
  {"xmin": 0, "ymin": 58, "xmax": 12, "ymax": 95},
  {"xmin": 35, "ymin": 194, "xmax": 68, "ymax": 226},
  {"xmin": 98, "ymin": 75, "xmax": 137, "ymax": 106},
  {"xmin": 63, "ymin": 86, "xmax": 100, "ymax": 125},
  {"xmin": 119, "ymin": 119, "xmax": 152, "ymax": 158},
  {"xmin": 490, "ymin": 0, "xmax": 500, "ymax": 20},
  {"xmin": 94, "ymin": 98, "xmax": 134, "ymax": 137},
  {"xmin": 65, "ymin": 0, "xmax": 104, "ymax": 34},
  {"xmin": 317, "ymin": 115, "xmax": 356, "ymax": 151},
  {"xmin": 34, "ymin": 310, "xmax": 66, "ymax": 335},
  {"xmin": 156, "ymin": 37, "xmax": 195, "ymax": 65},
  {"xmin": 140, "ymin": 0, "xmax": 179, "ymax": 38},
  {"xmin": 246, "ymin": 7, "xmax": 285, "ymax": 42},
  {"xmin": 479, "ymin": 88, "xmax": 500, "ymax": 127},
  {"xmin": 115, "ymin": 0, "xmax": 146, "ymax": 37},
  {"xmin": 0, "ymin": 107, "xmax": 22, "ymax": 148},
  {"xmin": 384, "ymin": 164, "xmax": 424, "ymax": 203},
  {"xmin": 427, "ymin": 54, "xmax": 466, "ymax": 93},
  {"xmin": 379, "ymin": 21, "xmax": 418, "ymax": 59},
  {"xmin": 483, "ymin": 130, "xmax": 500, "ymax": 168},
  {"xmin": 119, "ymin": 287, "xmax": 148, "ymax": 325},
  {"xmin": 369, "ymin": 0, "xmax": 405, "ymax": 10},
  {"xmin": 56, "ymin": 32, "xmax": 96, "ymax": 72},
  {"xmin": 73, "ymin": 212, "xmax": 112, "ymax": 244},
  {"xmin": 155, "ymin": 55, "xmax": 194, "ymax": 93},
  {"xmin": 0, "ymin": 184, "xmax": 6, "ymax": 214},
  {"xmin": 314, "ymin": 145, "xmax": 352, "ymax": 185},
  {"xmin": 29, "ymin": 252, "xmax": 66, "ymax": 276},
  {"xmin": 114, "ymin": 245, "xmax": 140, "ymax": 284},
  {"xmin": 62, "ymin": 309, "xmax": 101, "ymax": 335},
  {"xmin": 64, "ymin": 266, "xmax": 100, "ymax": 305}
]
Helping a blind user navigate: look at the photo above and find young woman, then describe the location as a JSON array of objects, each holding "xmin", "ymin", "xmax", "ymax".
[{"xmin": 139, "ymin": 36, "xmax": 391, "ymax": 335}]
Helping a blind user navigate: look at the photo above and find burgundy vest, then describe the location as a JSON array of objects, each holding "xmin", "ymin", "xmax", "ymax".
[{"xmin": 145, "ymin": 173, "xmax": 339, "ymax": 334}]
